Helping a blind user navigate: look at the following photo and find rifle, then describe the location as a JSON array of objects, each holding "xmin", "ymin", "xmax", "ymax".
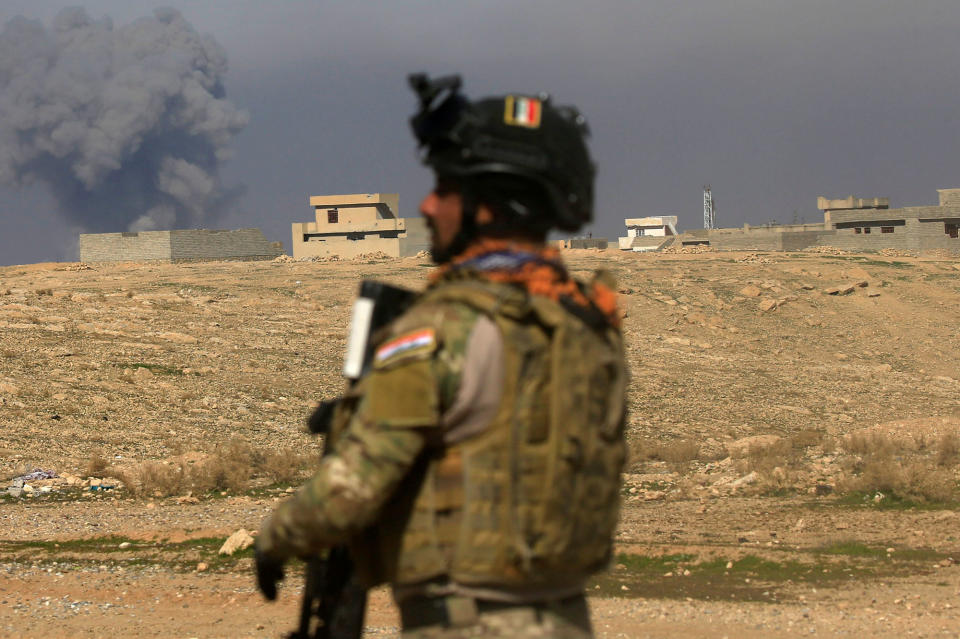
[{"xmin": 289, "ymin": 280, "xmax": 417, "ymax": 639}]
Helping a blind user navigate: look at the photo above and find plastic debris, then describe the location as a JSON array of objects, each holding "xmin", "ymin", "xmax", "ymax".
[{"xmin": 14, "ymin": 468, "xmax": 58, "ymax": 481}]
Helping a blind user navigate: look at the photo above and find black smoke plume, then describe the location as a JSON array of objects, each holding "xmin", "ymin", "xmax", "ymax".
[{"xmin": 0, "ymin": 7, "xmax": 248, "ymax": 232}]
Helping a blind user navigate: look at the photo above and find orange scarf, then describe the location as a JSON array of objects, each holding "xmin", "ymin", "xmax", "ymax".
[{"xmin": 431, "ymin": 239, "xmax": 621, "ymax": 328}]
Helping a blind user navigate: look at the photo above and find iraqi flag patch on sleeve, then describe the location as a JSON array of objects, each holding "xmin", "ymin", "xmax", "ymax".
[
  {"xmin": 374, "ymin": 328, "xmax": 436, "ymax": 366},
  {"xmin": 504, "ymin": 96, "xmax": 542, "ymax": 128}
]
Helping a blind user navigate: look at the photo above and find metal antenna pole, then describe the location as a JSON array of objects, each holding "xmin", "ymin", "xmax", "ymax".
[{"xmin": 703, "ymin": 186, "xmax": 716, "ymax": 229}]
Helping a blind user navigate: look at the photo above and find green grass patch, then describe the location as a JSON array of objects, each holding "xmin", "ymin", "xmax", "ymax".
[
  {"xmin": 814, "ymin": 541, "xmax": 945, "ymax": 562},
  {"xmin": 0, "ymin": 535, "xmax": 140, "ymax": 553},
  {"xmin": 0, "ymin": 534, "xmax": 258, "ymax": 571},
  {"xmin": 815, "ymin": 540, "xmax": 886, "ymax": 558},
  {"xmin": 588, "ymin": 547, "xmax": 941, "ymax": 603},
  {"xmin": 824, "ymin": 491, "xmax": 960, "ymax": 511},
  {"xmin": 859, "ymin": 259, "xmax": 913, "ymax": 268},
  {"xmin": 113, "ymin": 361, "xmax": 183, "ymax": 375}
]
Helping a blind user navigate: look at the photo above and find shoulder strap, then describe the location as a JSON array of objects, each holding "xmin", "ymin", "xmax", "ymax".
[
  {"xmin": 424, "ymin": 276, "xmax": 615, "ymax": 337},
  {"xmin": 421, "ymin": 279, "xmax": 531, "ymax": 320}
]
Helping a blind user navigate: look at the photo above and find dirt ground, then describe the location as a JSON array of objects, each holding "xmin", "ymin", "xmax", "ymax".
[{"xmin": 1, "ymin": 248, "xmax": 959, "ymax": 638}]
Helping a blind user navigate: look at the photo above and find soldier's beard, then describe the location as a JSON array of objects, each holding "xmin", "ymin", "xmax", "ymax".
[
  {"xmin": 427, "ymin": 221, "xmax": 458, "ymax": 264},
  {"xmin": 429, "ymin": 236, "xmax": 454, "ymax": 264}
]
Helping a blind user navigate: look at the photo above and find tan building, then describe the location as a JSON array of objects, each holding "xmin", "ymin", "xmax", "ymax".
[
  {"xmin": 673, "ymin": 189, "xmax": 960, "ymax": 255},
  {"xmin": 618, "ymin": 216, "xmax": 679, "ymax": 251},
  {"xmin": 291, "ymin": 193, "xmax": 430, "ymax": 260}
]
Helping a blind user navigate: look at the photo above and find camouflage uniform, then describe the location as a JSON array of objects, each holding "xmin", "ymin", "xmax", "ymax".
[{"xmin": 258, "ymin": 261, "xmax": 626, "ymax": 638}]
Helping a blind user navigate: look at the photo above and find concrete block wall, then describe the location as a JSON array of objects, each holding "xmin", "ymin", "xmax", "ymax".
[
  {"xmin": 782, "ymin": 230, "xmax": 835, "ymax": 251},
  {"xmin": 913, "ymin": 218, "xmax": 960, "ymax": 255},
  {"xmin": 169, "ymin": 229, "xmax": 283, "ymax": 261},
  {"xmin": 563, "ymin": 238, "xmax": 609, "ymax": 249},
  {"xmin": 812, "ymin": 223, "xmax": 918, "ymax": 252},
  {"xmin": 398, "ymin": 234, "xmax": 431, "ymax": 257},
  {"xmin": 708, "ymin": 230, "xmax": 784, "ymax": 251},
  {"xmin": 80, "ymin": 231, "xmax": 173, "ymax": 262},
  {"xmin": 818, "ymin": 207, "xmax": 960, "ymax": 254},
  {"xmin": 79, "ymin": 228, "xmax": 282, "ymax": 263},
  {"xmin": 938, "ymin": 189, "xmax": 960, "ymax": 207},
  {"xmin": 296, "ymin": 236, "xmax": 404, "ymax": 259}
]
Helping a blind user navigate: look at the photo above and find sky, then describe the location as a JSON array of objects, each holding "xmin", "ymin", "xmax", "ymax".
[{"xmin": 1, "ymin": 0, "xmax": 960, "ymax": 265}]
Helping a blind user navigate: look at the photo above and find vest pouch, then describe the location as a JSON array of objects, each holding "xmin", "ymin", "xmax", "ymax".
[{"xmin": 509, "ymin": 299, "xmax": 626, "ymax": 581}]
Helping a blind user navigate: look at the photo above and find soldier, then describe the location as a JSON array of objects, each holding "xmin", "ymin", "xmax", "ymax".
[{"xmin": 255, "ymin": 74, "xmax": 627, "ymax": 638}]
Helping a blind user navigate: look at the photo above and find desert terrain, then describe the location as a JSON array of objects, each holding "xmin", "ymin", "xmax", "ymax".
[{"xmin": 1, "ymin": 248, "xmax": 959, "ymax": 638}]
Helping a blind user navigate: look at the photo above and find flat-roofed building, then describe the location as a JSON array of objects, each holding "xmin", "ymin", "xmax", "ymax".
[
  {"xmin": 291, "ymin": 193, "xmax": 429, "ymax": 260},
  {"xmin": 618, "ymin": 216, "xmax": 679, "ymax": 252},
  {"xmin": 816, "ymin": 190, "xmax": 959, "ymax": 253},
  {"xmin": 668, "ymin": 189, "xmax": 960, "ymax": 255}
]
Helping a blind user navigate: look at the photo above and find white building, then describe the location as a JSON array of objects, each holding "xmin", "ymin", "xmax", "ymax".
[{"xmin": 618, "ymin": 216, "xmax": 679, "ymax": 252}]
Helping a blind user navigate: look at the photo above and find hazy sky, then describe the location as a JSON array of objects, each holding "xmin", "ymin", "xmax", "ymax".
[{"xmin": 2, "ymin": 0, "xmax": 960, "ymax": 265}]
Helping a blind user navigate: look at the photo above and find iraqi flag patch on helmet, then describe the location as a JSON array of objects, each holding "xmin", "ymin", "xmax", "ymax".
[{"xmin": 504, "ymin": 96, "xmax": 542, "ymax": 128}]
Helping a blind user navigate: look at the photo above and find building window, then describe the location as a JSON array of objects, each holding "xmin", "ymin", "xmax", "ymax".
[
  {"xmin": 881, "ymin": 226, "xmax": 894, "ymax": 234},
  {"xmin": 327, "ymin": 209, "xmax": 339, "ymax": 224},
  {"xmin": 854, "ymin": 227, "xmax": 862, "ymax": 234},
  {"xmin": 947, "ymin": 223, "xmax": 959, "ymax": 239},
  {"xmin": 863, "ymin": 227, "xmax": 871, "ymax": 234}
]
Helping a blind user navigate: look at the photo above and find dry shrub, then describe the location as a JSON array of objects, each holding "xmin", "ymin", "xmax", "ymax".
[
  {"xmin": 742, "ymin": 439, "xmax": 797, "ymax": 475},
  {"xmin": 937, "ymin": 432, "xmax": 960, "ymax": 467},
  {"xmin": 191, "ymin": 455, "xmax": 250, "ymax": 493},
  {"xmin": 188, "ymin": 438, "xmax": 257, "ymax": 493},
  {"xmin": 913, "ymin": 432, "xmax": 933, "ymax": 453},
  {"xmin": 839, "ymin": 460, "xmax": 957, "ymax": 504},
  {"xmin": 821, "ymin": 436, "xmax": 838, "ymax": 454},
  {"xmin": 259, "ymin": 447, "xmax": 311, "ymax": 484},
  {"xmin": 660, "ymin": 440, "xmax": 701, "ymax": 466},
  {"xmin": 629, "ymin": 437, "xmax": 701, "ymax": 473},
  {"xmin": 162, "ymin": 435, "xmax": 185, "ymax": 457},
  {"xmin": 901, "ymin": 464, "xmax": 957, "ymax": 503},
  {"xmin": 105, "ymin": 467, "xmax": 136, "ymax": 492},
  {"xmin": 120, "ymin": 439, "xmax": 315, "ymax": 498},
  {"xmin": 626, "ymin": 437, "xmax": 656, "ymax": 467},
  {"xmin": 842, "ymin": 432, "xmax": 897, "ymax": 459},
  {"xmin": 789, "ymin": 429, "xmax": 823, "ymax": 450},
  {"xmin": 220, "ymin": 438, "xmax": 257, "ymax": 469},
  {"xmin": 136, "ymin": 461, "xmax": 188, "ymax": 497},
  {"xmin": 84, "ymin": 451, "xmax": 111, "ymax": 477}
]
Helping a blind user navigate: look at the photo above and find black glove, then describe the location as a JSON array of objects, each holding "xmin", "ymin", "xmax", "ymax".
[{"xmin": 255, "ymin": 548, "xmax": 286, "ymax": 601}]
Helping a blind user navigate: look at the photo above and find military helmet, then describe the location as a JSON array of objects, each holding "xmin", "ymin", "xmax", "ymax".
[{"xmin": 409, "ymin": 73, "xmax": 595, "ymax": 232}]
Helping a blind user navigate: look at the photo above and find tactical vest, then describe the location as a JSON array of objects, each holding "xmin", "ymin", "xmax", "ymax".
[{"xmin": 351, "ymin": 276, "xmax": 627, "ymax": 592}]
